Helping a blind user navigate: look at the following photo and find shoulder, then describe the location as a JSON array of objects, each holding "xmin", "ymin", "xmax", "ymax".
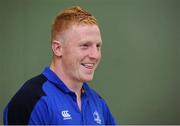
[
  {"xmin": 10, "ymin": 74, "xmax": 48, "ymax": 102},
  {"xmin": 84, "ymin": 84, "xmax": 111, "ymax": 110},
  {"xmin": 23, "ymin": 74, "xmax": 48, "ymax": 92},
  {"xmin": 89, "ymin": 88, "xmax": 103, "ymax": 99},
  {"xmin": 5, "ymin": 74, "xmax": 48, "ymax": 124},
  {"xmin": 12, "ymin": 74, "xmax": 48, "ymax": 100},
  {"xmin": 84, "ymin": 83, "xmax": 105, "ymax": 103}
]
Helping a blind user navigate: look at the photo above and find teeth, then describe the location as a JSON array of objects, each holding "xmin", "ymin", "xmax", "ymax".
[
  {"xmin": 84, "ymin": 63, "xmax": 93, "ymax": 67},
  {"xmin": 82, "ymin": 63, "xmax": 94, "ymax": 68}
]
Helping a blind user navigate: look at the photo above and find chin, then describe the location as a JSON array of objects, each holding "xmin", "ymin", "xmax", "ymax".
[{"xmin": 81, "ymin": 75, "xmax": 94, "ymax": 82}]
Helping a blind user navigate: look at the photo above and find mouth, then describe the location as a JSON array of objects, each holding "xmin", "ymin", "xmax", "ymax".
[{"xmin": 81, "ymin": 63, "xmax": 95, "ymax": 69}]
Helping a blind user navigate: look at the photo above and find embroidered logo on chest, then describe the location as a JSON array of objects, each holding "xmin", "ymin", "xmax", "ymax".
[
  {"xmin": 61, "ymin": 110, "xmax": 72, "ymax": 120},
  {"xmin": 93, "ymin": 111, "xmax": 101, "ymax": 124}
]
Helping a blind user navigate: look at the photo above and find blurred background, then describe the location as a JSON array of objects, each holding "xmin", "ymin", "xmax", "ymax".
[{"xmin": 0, "ymin": 0, "xmax": 179, "ymax": 124}]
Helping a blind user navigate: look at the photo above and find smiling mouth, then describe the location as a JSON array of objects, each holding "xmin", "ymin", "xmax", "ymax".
[{"xmin": 81, "ymin": 63, "xmax": 95, "ymax": 69}]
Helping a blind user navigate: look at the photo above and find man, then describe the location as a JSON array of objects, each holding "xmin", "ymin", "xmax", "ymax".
[{"xmin": 3, "ymin": 6, "xmax": 116, "ymax": 125}]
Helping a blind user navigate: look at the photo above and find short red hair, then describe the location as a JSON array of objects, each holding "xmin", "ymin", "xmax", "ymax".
[{"xmin": 51, "ymin": 6, "xmax": 98, "ymax": 41}]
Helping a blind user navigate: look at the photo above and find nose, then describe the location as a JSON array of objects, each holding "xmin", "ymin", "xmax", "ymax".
[{"xmin": 89, "ymin": 46, "xmax": 101, "ymax": 60}]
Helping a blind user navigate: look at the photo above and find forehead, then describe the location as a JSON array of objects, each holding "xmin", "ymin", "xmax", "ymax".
[
  {"xmin": 71, "ymin": 24, "xmax": 100, "ymax": 33},
  {"xmin": 64, "ymin": 24, "xmax": 102, "ymax": 44}
]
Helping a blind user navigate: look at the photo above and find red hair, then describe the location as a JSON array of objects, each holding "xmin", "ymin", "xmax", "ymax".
[{"xmin": 51, "ymin": 6, "xmax": 98, "ymax": 41}]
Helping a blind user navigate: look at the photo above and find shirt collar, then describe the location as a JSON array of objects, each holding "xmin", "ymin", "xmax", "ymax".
[
  {"xmin": 42, "ymin": 67, "xmax": 90, "ymax": 96},
  {"xmin": 42, "ymin": 67, "xmax": 71, "ymax": 93}
]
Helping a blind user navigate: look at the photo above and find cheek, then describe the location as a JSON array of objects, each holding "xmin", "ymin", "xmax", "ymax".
[{"xmin": 98, "ymin": 52, "xmax": 101, "ymax": 61}]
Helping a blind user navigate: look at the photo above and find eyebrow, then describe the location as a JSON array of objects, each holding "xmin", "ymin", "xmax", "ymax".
[{"xmin": 80, "ymin": 40, "xmax": 102, "ymax": 44}]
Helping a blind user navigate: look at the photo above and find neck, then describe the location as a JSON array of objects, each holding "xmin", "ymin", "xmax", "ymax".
[{"xmin": 50, "ymin": 60, "xmax": 83, "ymax": 95}]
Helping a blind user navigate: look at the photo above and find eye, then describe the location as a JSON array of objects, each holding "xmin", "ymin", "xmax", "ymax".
[
  {"xmin": 80, "ymin": 44, "xmax": 89, "ymax": 49},
  {"xmin": 96, "ymin": 44, "xmax": 102, "ymax": 50}
]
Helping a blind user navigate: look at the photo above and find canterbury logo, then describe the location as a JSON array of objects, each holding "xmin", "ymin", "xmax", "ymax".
[{"xmin": 61, "ymin": 110, "xmax": 72, "ymax": 120}]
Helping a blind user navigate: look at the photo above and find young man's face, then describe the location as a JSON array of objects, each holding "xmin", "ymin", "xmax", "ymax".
[{"xmin": 60, "ymin": 24, "xmax": 102, "ymax": 84}]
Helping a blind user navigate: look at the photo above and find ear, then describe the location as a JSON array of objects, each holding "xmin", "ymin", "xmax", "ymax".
[{"xmin": 51, "ymin": 40, "xmax": 63, "ymax": 57}]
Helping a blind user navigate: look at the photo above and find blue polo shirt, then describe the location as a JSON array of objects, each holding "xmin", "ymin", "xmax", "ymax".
[{"xmin": 4, "ymin": 67, "xmax": 116, "ymax": 125}]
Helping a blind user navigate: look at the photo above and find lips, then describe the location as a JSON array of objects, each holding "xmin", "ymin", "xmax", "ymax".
[{"xmin": 81, "ymin": 63, "xmax": 94, "ymax": 69}]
